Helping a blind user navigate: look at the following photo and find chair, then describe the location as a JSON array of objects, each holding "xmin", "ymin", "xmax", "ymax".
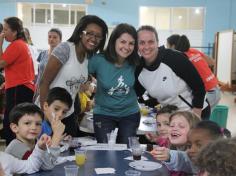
[{"xmin": 210, "ymin": 105, "xmax": 229, "ymax": 128}]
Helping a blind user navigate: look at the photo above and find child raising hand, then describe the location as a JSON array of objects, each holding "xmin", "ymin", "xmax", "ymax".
[
  {"xmin": 1, "ymin": 134, "xmax": 53, "ymax": 176},
  {"xmin": 50, "ymin": 112, "xmax": 65, "ymax": 147}
]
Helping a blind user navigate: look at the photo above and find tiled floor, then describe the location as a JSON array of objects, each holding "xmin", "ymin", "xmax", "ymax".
[{"xmin": 219, "ymin": 91, "xmax": 236, "ymax": 136}]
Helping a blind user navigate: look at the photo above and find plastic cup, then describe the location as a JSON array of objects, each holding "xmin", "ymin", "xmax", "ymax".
[
  {"xmin": 74, "ymin": 149, "xmax": 86, "ymax": 166},
  {"xmin": 125, "ymin": 170, "xmax": 141, "ymax": 176},
  {"xmin": 107, "ymin": 133, "xmax": 117, "ymax": 146},
  {"xmin": 64, "ymin": 165, "xmax": 79, "ymax": 176},
  {"xmin": 47, "ymin": 146, "xmax": 60, "ymax": 157},
  {"xmin": 140, "ymin": 106, "xmax": 149, "ymax": 116},
  {"xmin": 146, "ymin": 144, "xmax": 153, "ymax": 151},
  {"xmin": 128, "ymin": 136, "xmax": 140, "ymax": 149},
  {"xmin": 69, "ymin": 138, "xmax": 81, "ymax": 152},
  {"xmin": 132, "ymin": 147, "xmax": 143, "ymax": 160}
]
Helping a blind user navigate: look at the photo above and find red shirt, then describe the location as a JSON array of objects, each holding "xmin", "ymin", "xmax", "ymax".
[
  {"xmin": 22, "ymin": 150, "xmax": 33, "ymax": 160},
  {"xmin": 185, "ymin": 48, "xmax": 218, "ymax": 91},
  {"xmin": 2, "ymin": 39, "xmax": 35, "ymax": 91}
]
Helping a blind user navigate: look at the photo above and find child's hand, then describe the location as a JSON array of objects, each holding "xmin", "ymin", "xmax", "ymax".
[
  {"xmin": 192, "ymin": 108, "xmax": 202, "ymax": 119},
  {"xmin": 150, "ymin": 146, "xmax": 170, "ymax": 161},
  {"xmin": 63, "ymin": 134, "xmax": 72, "ymax": 141},
  {"xmin": 37, "ymin": 134, "xmax": 52, "ymax": 150},
  {"xmin": 51, "ymin": 114, "xmax": 65, "ymax": 137},
  {"xmin": 51, "ymin": 115, "xmax": 65, "ymax": 147},
  {"xmin": 145, "ymin": 132, "xmax": 158, "ymax": 143},
  {"xmin": 0, "ymin": 33, "xmax": 5, "ymax": 46},
  {"xmin": 85, "ymin": 100, "xmax": 93, "ymax": 112},
  {"xmin": 0, "ymin": 163, "xmax": 5, "ymax": 176}
]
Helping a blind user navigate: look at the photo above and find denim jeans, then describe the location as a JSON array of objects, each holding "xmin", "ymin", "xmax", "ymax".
[
  {"xmin": 207, "ymin": 86, "xmax": 221, "ymax": 109},
  {"xmin": 93, "ymin": 112, "xmax": 141, "ymax": 145}
]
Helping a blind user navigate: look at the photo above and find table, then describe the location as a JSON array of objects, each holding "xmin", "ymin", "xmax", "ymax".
[
  {"xmin": 26, "ymin": 150, "xmax": 169, "ymax": 176},
  {"xmin": 80, "ymin": 114, "xmax": 157, "ymax": 135}
]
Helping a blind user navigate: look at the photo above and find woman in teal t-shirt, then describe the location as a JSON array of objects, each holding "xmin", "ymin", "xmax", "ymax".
[{"xmin": 89, "ymin": 23, "xmax": 140, "ymax": 144}]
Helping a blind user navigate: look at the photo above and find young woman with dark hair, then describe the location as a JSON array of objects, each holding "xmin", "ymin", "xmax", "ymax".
[
  {"xmin": 89, "ymin": 23, "xmax": 140, "ymax": 144},
  {"xmin": 0, "ymin": 17, "xmax": 35, "ymax": 144},
  {"xmin": 38, "ymin": 15, "xmax": 108, "ymax": 137}
]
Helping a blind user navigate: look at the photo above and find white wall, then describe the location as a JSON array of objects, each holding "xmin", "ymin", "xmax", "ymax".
[
  {"xmin": 27, "ymin": 25, "xmax": 75, "ymax": 50},
  {"xmin": 158, "ymin": 30, "xmax": 202, "ymax": 48}
]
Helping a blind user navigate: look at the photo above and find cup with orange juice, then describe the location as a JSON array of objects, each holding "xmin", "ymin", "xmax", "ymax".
[
  {"xmin": 75, "ymin": 149, "xmax": 87, "ymax": 166},
  {"xmin": 140, "ymin": 106, "xmax": 149, "ymax": 116}
]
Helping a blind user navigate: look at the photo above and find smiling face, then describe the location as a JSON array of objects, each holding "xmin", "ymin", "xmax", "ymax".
[
  {"xmin": 156, "ymin": 113, "xmax": 170, "ymax": 138},
  {"xmin": 43, "ymin": 100, "xmax": 70, "ymax": 122},
  {"xmin": 10, "ymin": 114, "xmax": 42, "ymax": 143},
  {"xmin": 48, "ymin": 31, "xmax": 61, "ymax": 48},
  {"xmin": 80, "ymin": 23, "xmax": 103, "ymax": 51},
  {"xmin": 115, "ymin": 33, "xmax": 135, "ymax": 61},
  {"xmin": 169, "ymin": 115, "xmax": 190, "ymax": 146},
  {"xmin": 3, "ymin": 22, "xmax": 17, "ymax": 42},
  {"xmin": 138, "ymin": 30, "xmax": 159, "ymax": 64},
  {"xmin": 186, "ymin": 129, "xmax": 213, "ymax": 163}
]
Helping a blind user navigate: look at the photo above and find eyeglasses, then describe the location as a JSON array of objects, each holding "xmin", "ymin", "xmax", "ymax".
[{"xmin": 82, "ymin": 30, "xmax": 103, "ymax": 41}]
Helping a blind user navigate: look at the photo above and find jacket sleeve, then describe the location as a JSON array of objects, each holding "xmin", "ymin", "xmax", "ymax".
[
  {"xmin": 163, "ymin": 50, "xmax": 206, "ymax": 108},
  {"xmin": 134, "ymin": 66, "xmax": 146, "ymax": 98},
  {"xmin": 40, "ymin": 147, "xmax": 60, "ymax": 170},
  {"xmin": 164, "ymin": 150, "xmax": 197, "ymax": 174},
  {"xmin": 8, "ymin": 144, "xmax": 44, "ymax": 175}
]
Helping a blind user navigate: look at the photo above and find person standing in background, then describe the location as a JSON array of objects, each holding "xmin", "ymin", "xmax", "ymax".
[
  {"xmin": 167, "ymin": 34, "xmax": 220, "ymax": 109},
  {"xmin": 0, "ymin": 17, "xmax": 35, "ymax": 144},
  {"xmin": 34, "ymin": 28, "xmax": 62, "ymax": 100},
  {"xmin": 0, "ymin": 23, "xmax": 3, "ymax": 33},
  {"xmin": 23, "ymin": 28, "xmax": 39, "ymax": 80}
]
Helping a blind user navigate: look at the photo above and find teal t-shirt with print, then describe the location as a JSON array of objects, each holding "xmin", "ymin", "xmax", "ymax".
[{"xmin": 88, "ymin": 54, "xmax": 139, "ymax": 117}]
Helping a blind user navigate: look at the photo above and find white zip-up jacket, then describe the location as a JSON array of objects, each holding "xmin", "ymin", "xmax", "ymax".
[
  {"xmin": 1, "ymin": 145, "xmax": 44, "ymax": 176},
  {"xmin": 135, "ymin": 46, "xmax": 206, "ymax": 111}
]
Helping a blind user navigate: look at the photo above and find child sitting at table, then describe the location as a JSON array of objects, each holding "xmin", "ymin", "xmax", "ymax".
[
  {"xmin": 2, "ymin": 134, "xmax": 54, "ymax": 176},
  {"xmin": 145, "ymin": 105, "xmax": 178, "ymax": 147},
  {"xmin": 151, "ymin": 120, "xmax": 231, "ymax": 175},
  {"xmin": 40, "ymin": 87, "xmax": 72, "ymax": 141},
  {"xmin": 196, "ymin": 137, "xmax": 236, "ymax": 176},
  {"xmin": 78, "ymin": 75, "xmax": 96, "ymax": 114},
  {"xmin": 151, "ymin": 111, "xmax": 201, "ymax": 176},
  {"xmin": 5, "ymin": 103, "xmax": 63, "ymax": 169}
]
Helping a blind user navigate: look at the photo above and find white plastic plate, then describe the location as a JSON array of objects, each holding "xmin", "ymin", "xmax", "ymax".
[{"xmin": 129, "ymin": 161, "xmax": 162, "ymax": 171}]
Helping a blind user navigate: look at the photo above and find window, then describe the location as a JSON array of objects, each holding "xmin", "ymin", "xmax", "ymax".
[
  {"xmin": 156, "ymin": 8, "xmax": 171, "ymax": 30},
  {"xmin": 54, "ymin": 10, "xmax": 69, "ymax": 24},
  {"xmin": 139, "ymin": 7, "xmax": 205, "ymax": 30},
  {"xmin": 18, "ymin": 3, "xmax": 86, "ymax": 26},
  {"xmin": 172, "ymin": 8, "xmax": 188, "ymax": 30},
  {"xmin": 189, "ymin": 8, "xmax": 204, "ymax": 30},
  {"xmin": 71, "ymin": 11, "xmax": 75, "ymax": 24},
  {"xmin": 139, "ymin": 7, "xmax": 205, "ymax": 47}
]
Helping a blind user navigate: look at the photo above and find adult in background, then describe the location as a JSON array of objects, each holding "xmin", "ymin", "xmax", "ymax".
[
  {"xmin": 135, "ymin": 25, "xmax": 210, "ymax": 119},
  {"xmin": 89, "ymin": 23, "xmax": 140, "ymax": 144},
  {"xmin": 34, "ymin": 28, "xmax": 62, "ymax": 100},
  {"xmin": 0, "ymin": 17, "xmax": 35, "ymax": 144},
  {"xmin": 38, "ymin": 15, "xmax": 108, "ymax": 137},
  {"xmin": 167, "ymin": 34, "xmax": 220, "ymax": 109},
  {"xmin": 23, "ymin": 28, "xmax": 39, "ymax": 79},
  {"xmin": 0, "ymin": 23, "xmax": 3, "ymax": 33}
]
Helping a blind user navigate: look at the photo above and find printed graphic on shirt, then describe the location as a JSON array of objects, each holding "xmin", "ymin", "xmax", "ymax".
[
  {"xmin": 66, "ymin": 75, "xmax": 86, "ymax": 94},
  {"xmin": 108, "ymin": 75, "xmax": 130, "ymax": 95}
]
